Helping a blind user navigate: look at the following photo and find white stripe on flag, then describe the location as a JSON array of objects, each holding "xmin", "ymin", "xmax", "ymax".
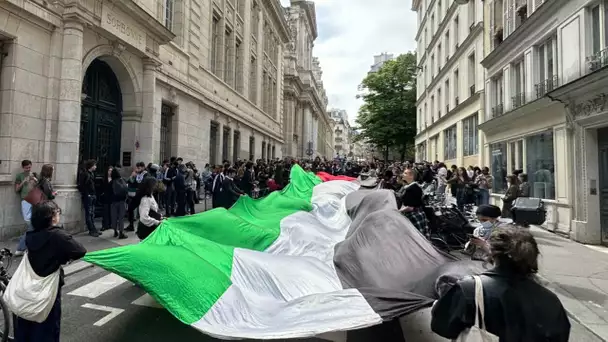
[{"xmin": 192, "ymin": 179, "xmax": 381, "ymax": 339}]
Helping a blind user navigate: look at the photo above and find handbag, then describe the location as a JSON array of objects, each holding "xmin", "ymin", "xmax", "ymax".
[
  {"xmin": 24, "ymin": 183, "xmax": 46, "ymax": 205},
  {"xmin": 3, "ymin": 254, "xmax": 60, "ymax": 323},
  {"xmin": 453, "ymin": 275, "xmax": 499, "ymax": 342}
]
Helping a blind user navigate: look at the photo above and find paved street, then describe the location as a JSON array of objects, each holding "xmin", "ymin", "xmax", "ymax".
[{"xmin": 0, "ymin": 205, "xmax": 606, "ymax": 341}]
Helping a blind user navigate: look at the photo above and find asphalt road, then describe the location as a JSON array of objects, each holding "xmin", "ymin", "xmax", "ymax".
[{"xmin": 3, "ymin": 228, "xmax": 603, "ymax": 342}]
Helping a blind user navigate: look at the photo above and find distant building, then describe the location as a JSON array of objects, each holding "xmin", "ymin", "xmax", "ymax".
[{"xmin": 369, "ymin": 53, "xmax": 394, "ymax": 73}]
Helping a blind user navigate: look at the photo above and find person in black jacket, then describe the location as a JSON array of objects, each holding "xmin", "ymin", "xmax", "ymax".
[
  {"xmin": 211, "ymin": 164, "xmax": 225, "ymax": 209},
  {"xmin": 220, "ymin": 168, "xmax": 245, "ymax": 209},
  {"xmin": 109, "ymin": 168, "xmax": 128, "ymax": 239},
  {"xmin": 174, "ymin": 164, "xmax": 187, "ymax": 216},
  {"xmin": 16, "ymin": 201, "xmax": 86, "ymax": 342},
  {"xmin": 163, "ymin": 158, "xmax": 178, "ymax": 216},
  {"xmin": 397, "ymin": 167, "xmax": 428, "ymax": 235},
  {"xmin": 78, "ymin": 159, "xmax": 100, "ymax": 237},
  {"xmin": 431, "ymin": 226, "xmax": 570, "ymax": 341},
  {"xmin": 241, "ymin": 162, "xmax": 255, "ymax": 196}
]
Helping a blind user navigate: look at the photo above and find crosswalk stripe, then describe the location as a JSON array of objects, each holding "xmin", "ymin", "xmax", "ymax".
[
  {"xmin": 68, "ymin": 273, "xmax": 128, "ymax": 298},
  {"xmin": 131, "ymin": 294, "xmax": 163, "ymax": 308},
  {"xmin": 64, "ymin": 261, "xmax": 93, "ymax": 276}
]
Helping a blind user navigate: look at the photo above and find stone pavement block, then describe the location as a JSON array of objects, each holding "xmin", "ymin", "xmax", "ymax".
[{"xmin": 531, "ymin": 226, "xmax": 608, "ymax": 341}]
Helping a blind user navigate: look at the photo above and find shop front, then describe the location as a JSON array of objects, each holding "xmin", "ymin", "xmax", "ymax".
[{"xmin": 479, "ymin": 98, "xmax": 571, "ymax": 236}]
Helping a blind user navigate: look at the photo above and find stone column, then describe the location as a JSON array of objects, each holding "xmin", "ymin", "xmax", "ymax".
[
  {"xmin": 55, "ymin": 19, "xmax": 84, "ymax": 187},
  {"xmin": 226, "ymin": 126, "xmax": 234, "ymax": 163},
  {"xmin": 138, "ymin": 58, "xmax": 160, "ymax": 164}
]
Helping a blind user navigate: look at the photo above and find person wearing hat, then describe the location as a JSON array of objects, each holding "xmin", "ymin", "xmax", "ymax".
[{"xmin": 475, "ymin": 204, "xmax": 503, "ymax": 240}]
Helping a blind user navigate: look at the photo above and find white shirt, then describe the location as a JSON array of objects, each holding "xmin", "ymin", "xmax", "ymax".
[
  {"xmin": 437, "ymin": 167, "xmax": 448, "ymax": 186},
  {"xmin": 139, "ymin": 196, "xmax": 160, "ymax": 227}
]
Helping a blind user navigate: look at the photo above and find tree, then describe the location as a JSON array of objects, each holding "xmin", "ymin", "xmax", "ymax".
[{"xmin": 355, "ymin": 52, "xmax": 417, "ymax": 162}]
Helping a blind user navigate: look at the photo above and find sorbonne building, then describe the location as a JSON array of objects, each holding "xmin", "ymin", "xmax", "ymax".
[{"xmin": 0, "ymin": 0, "xmax": 331, "ymax": 236}]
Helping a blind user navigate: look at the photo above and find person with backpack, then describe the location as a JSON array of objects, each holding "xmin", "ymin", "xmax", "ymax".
[{"xmin": 109, "ymin": 168, "xmax": 128, "ymax": 239}]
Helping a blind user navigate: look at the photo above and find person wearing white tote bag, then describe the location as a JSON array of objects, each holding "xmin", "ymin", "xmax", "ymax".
[
  {"xmin": 5, "ymin": 201, "xmax": 86, "ymax": 342},
  {"xmin": 430, "ymin": 227, "xmax": 571, "ymax": 342}
]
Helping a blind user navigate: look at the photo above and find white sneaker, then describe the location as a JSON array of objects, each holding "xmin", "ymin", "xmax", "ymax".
[{"xmin": 14, "ymin": 250, "xmax": 24, "ymax": 257}]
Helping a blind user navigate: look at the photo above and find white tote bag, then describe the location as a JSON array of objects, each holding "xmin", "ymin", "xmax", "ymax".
[
  {"xmin": 3, "ymin": 254, "xmax": 60, "ymax": 323},
  {"xmin": 453, "ymin": 275, "xmax": 500, "ymax": 342}
]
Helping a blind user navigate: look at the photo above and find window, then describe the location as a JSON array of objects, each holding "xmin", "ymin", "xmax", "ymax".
[
  {"xmin": 468, "ymin": 52, "xmax": 476, "ymax": 95},
  {"xmin": 454, "ymin": 16, "xmax": 459, "ymax": 48},
  {"xmin": 430, "ymin": 54, "xmax": 435, "ymax": 78},
  {"xmin": 444, "ymin": 79, "xmax": 450, "ymax": 112},
  {"xmin": 211, "ymin": 15, "xmax": 221, "ymax": 76},
  {"xmin": 469, "ymin": 0, "xmax": 476, "ymax": 28},
  {"xmin": 236, "ymin": 0, "xmax": 245, "ymax": 18},
  {"xmin": 490, "ymin": 142, "xmax": 508, "ymax": 194},
  {"xmin": 444, "ymin": 125, "xmax": 457, "ymax": 160},
  {"xmin": 249, "ymin": 137, "xmax": 255, "ymax": 161},
  {"xmin": 235, "ymin": 39, "xmax": 244, "ymax": 94},
  {"xmin": 438, "ymin": 0, "xmax": 442, "ymax": 18},
  {"xmin": 430, "ymin": 95, "xmax": 435, "ymax": 123},
  {"xmin": 491, "ymin": 73, "xmax": 504, "ymax": 117},
  {"xmin": 251, "ymin": 2, "xmax": 259, "ymax": 37},
  {"xmin": 160, "ymin": 104, "xmax": 173, "ymax": 163},
  {"xmin": 249, "ymin": 57, "xmax": 257, "ymax": 104},
  {"xmin": 424, "ymin": 103, "xmax": 428, "ymax": 126},
  {"xmin": 512, "ymin": 60, "xmax": 525, "ymax": 108},
  {"xmin": 431, "ymin": 14, "xmax": 435, "ymax": 34},
  {"xmin": 437, "ymin": 87, "xmax": 442, "ymax": 117},
  {"xmin": 454, "ymin": 69, "xmax": 459, "ymax": 105},
  {"xmin": 526, "ymin": 131, "xmax": 555, "ymax": 199},
  {"xmin": 418, "ymin": 108, "xmax": 423, "ymax": 131},
  {"xmin": 437, "ymin": 43, "xmax": 442, "ymax": 70},
  {"xmin": 210, "ymin": 122, "xmax": 219, "ymax": 165},
  {"xmin": 164, "ymin": 0, "xmax": 174, "ymax": 30},
  {"xmin": 509, "ymin": 140, "xmax": 523, "ymax": 171},
  {"xmin": 536, "ymin": 36, "xmax": 557, "ymax": 98},
  {"xmin": 262, "ymin": 71, "xmax": 268, "ymax": 112},
  {"xmin": 463, "ymin": 114, "xmax": 478, "ymax": 156},
  {"xmin": 224, "ymin": 28, "xmax": 233, "ymax": 84},
  {"xmin": 444, "ymin": 30, "xmax": 450, "ymax": 60}
]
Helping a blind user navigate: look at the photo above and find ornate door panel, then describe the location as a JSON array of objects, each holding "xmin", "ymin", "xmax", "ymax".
[{"xmin": 80, "ymin": 59, "xmax": 122, "ymax": 175}]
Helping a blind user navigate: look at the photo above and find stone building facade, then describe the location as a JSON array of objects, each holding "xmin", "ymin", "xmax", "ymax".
[
  {"xmin": 282, "ymin": 0, "xmax": 333, "ymax": 159},
  {"xmin": 0, "ymin": 0, "xmax": 296, "ymax": 237}
]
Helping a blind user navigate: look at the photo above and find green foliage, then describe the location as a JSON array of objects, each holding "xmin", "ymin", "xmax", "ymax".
[{"xmin": 355, "ymin": 53, "xmax": 417, "ymax": 161}]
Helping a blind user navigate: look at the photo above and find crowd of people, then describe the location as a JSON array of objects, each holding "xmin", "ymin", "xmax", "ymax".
[{"xmin": 8, "ymin": 155, "xmax": 571, "ymax": 341}]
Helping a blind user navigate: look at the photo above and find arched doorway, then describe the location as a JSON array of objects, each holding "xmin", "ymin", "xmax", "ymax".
[{"xmin": 80, "ymin": 59, "xmax": 122, "ymax": 173}]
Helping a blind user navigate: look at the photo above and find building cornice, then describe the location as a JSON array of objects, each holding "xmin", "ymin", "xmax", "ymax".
[
  {"xmin": 416, "ymin": 23, "xmax": 482, "ymax": 103},
  {"xmin": 416, "ymin": 92, "xmax": 481, "ymax": 138},
  {"xmin": 481, "ymin": 0, "xmax": 562, "ymax": 69},
  {"xmin": 111, "ymin": 0, "xmax": 176, "ymax": 45},
  {"xmin": 266, "ymin": 0, "xmax": 291, "ymax": 42}
]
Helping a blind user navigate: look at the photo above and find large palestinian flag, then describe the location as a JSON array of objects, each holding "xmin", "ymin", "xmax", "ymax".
[{"xmin": 84, "ymin": 165, "xmax": 480, "ymax": 339}]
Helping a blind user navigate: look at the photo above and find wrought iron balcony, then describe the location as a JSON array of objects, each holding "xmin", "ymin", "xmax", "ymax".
[
  {"xmin": 587, "ymin": 48, "xmax": 608, "ymax": 72},
  {"xmin": 534, "ymin": 75, "xmax": 559, "ymax": 99},
  {"xmin": 491, "ymin": 103, "xmax": 504, "ymax": 118},
  {"xmin": 512, "ymin": 92, "xmax": 526, "ymax": 109}
]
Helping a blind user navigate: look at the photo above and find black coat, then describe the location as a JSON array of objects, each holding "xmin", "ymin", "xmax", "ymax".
[
  {"xmin": 431, "ymin": 267, "xmax": 570, "ymax": 341},
  {"xmin": 26, "ymin": 227, "xmax": 87, "ymax": 287},
  {"xmin": 220, "ymin": 177, "xmax": 244, "ymax": 209}
]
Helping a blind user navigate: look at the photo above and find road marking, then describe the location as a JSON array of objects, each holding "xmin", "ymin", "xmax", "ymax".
[
  {"xmin": 68, "ymin": 273, "xmax": 128, "ymax": 298},
  {"xmin": 131, "ymin": 294, "xmax": 163, "ymax": 308},
  {"xmin": 64, "ymin": 261, "xmax": 93, "ymax": 276},
  {"xmin": 82, "ymin": 303, "xmax": 124, "ymax": 326}
]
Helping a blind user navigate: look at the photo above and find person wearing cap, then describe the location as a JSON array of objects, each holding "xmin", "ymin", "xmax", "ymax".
[{"xmin": 475, "ymin": 204, "xmax": 503, "ymax": 240}]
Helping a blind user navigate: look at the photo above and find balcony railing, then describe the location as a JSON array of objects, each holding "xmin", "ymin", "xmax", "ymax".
[
  {"xmin": 512, "ymin": 92, "xmax": 526, "ymax": 109},
  {"xmin": 469, "ymin": 84, "xmax": 476, "ymax": 96},
  {"xmin": 535, "ymin": 75, "xmax": 559, "ymax": 99},
  {"xmin": 446, "ymin": 105, "xmax": 449, "ymax": 114},
  {"xmin": 455, "ymin": 96, "xmax": 460, "ymax": 106},
  {"xmin": 491, "ymin": 103, "xmax": 504, "ymax": 118},
  {"xmin": 587, "ymin": 48, "xmax": 608, "ymax": 72},
  {"xmin": 438, "ymin": 110, "xmax": 442, "ymax": 117}
]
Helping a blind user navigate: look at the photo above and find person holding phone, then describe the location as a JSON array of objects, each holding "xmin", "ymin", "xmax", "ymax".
[{"xmin": 14, "ymin": 160, "xmax": 38, "ymax": 256}]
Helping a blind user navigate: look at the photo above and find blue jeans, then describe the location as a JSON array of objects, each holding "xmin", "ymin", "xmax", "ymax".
[
  {"xmin": 478, "ymin": 188, "xmax": 490, "ymax": 205},
  {"xmin": 82, "ymin": 194, "xmax": 98, "ymax": 234},
  {"xmin": 16, "ymin": 200, "xmax": 33, "ymax": 252}
]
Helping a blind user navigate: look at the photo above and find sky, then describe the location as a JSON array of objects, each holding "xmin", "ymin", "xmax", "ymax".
[{"xmin": 279, "ymin": 0, "xmax": 417, "ymax": 126}]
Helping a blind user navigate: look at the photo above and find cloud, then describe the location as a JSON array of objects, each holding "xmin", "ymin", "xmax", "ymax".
[{"xmin": 280, "ymin": 0, "xmax": 417, "ymax": 126}]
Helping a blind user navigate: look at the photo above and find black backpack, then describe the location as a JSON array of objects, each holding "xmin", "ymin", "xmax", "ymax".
[{"xmin": 112, "ymin": 178, "xmax": 128, "ymax": 199}]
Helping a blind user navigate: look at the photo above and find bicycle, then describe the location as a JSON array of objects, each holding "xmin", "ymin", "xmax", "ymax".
[{"xmin": 0, "ymin": 248, "xmax": 14, "ymax": 342}]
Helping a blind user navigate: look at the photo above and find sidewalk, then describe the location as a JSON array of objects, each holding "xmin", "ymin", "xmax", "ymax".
[{"xmin": 531, "ymin": 226, "xmax": 608, "ymax": 341}]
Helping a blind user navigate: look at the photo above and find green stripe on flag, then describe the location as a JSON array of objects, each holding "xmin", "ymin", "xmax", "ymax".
[{"xmin": 84, "ymin": 165, "xmax": 322, "ymax": 324}]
